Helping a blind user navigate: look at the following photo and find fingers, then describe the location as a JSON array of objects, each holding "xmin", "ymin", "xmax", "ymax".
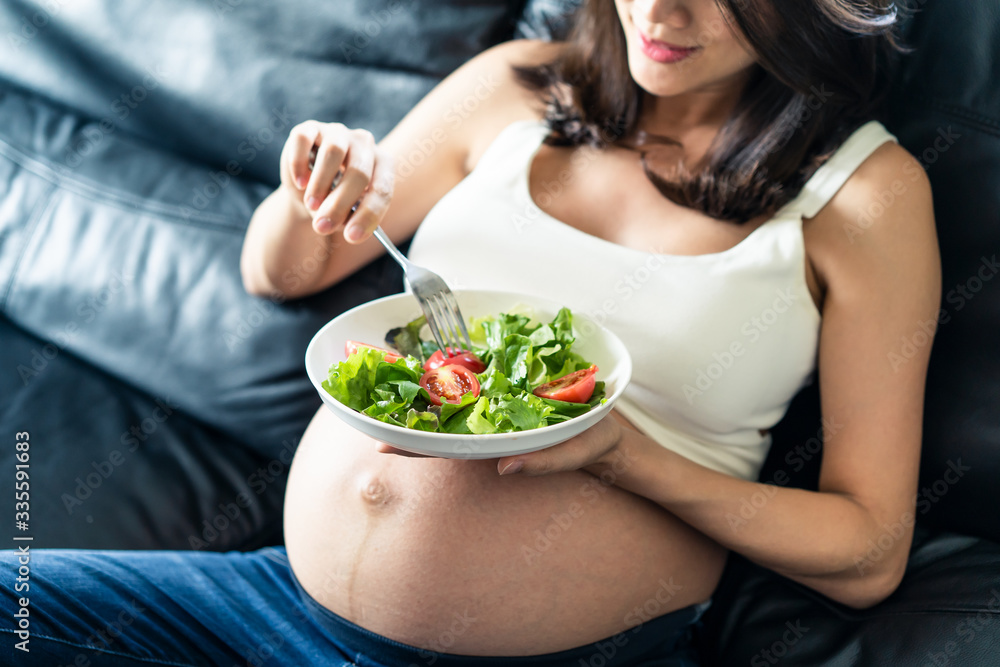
[
  {"xmin": 341, "ymin": 148, "xmax": 395, "ymax": 243},
  {"xmin": 279, "ymin": 121, "xmax": 391, "ymax": 239},
  {"xmin": 496, "ymin": 440, "xmax": 583, "ymax": 476},
  {"xmin": 280, "ymin": 121, "xmax": 323, "ymax": 192},
  {"xmin": 375, "ymin": 442, "xmax": 432, "ymax": 457},
  {"xmin": 312, "ymin": 129, "xmax": 378, "ymax": 237},
  {"xmin": 497, "ymin": 417, "xmax": 623, "ymax": 476},
  {"xmin": 304, "ymin": 124, "xmax": 353, "ymax": 211}
]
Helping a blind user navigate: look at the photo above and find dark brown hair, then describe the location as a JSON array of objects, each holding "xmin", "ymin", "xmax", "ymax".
[{"xmin": 514, "ymin": 0, "xmax": 911, "ymax": 224}]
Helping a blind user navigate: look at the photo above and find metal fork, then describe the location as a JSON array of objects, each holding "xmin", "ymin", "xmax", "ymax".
[
  {"xmin": 312, "ymin": 155, "xmax": 473, "ymax": 354},
  {"xmin": 371, "ymin": 226, "xmax": 473, "ymax": 354}
]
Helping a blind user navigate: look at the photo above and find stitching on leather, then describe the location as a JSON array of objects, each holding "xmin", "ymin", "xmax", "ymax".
[
  {"xmin": 0, "ymin": 138, "xmax": 251, "ymax": 233},
  {"xmin": 0, "ymin": 183, "xmax": 58, "ymax": 311},
  {"xmin": 911, "ymin": 97, "xmax": 1000, "ymax": 138}
]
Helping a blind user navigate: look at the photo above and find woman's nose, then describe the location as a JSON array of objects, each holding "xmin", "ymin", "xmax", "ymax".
[{"xmin": 633, "ymin": 0, "xmax": 693, "ymax": 31}]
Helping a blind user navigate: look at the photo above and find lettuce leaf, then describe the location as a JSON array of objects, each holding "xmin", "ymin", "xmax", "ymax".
[
  {"xmin": 405, "ymin": 409, "xmax": 439, "ymax": 432},
  {"xmin": 323, "ymin": 307, "xmax": 606, "ymax": 435},
  {"xmin": 322, "ymin": 346, "xmax": 384, "ymax": 411}
]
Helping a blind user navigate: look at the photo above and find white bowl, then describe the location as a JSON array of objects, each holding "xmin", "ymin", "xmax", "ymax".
[{"xmin": 305, "ymin": 289, "xmax": 632, "ymax": 459}]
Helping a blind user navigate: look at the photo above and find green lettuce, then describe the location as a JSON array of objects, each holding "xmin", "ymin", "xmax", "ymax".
[{"xmin": 322, "ymin": 307, "xmax": 606, "ymax": 434}]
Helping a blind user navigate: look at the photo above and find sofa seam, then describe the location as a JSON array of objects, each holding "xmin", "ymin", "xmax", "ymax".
[
  {"xmin": 0, "ymin": 139, "xmax": 250, "ymax": 233},
  {"xmin": 0, "ymin": 184, "xmax": 59, "ymax": 311},
  {"xmin": 909, "ymin": 97, "xmax": 1000, "ymax": 138}
]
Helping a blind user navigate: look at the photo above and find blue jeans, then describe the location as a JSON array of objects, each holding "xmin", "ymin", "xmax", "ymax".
[{"xmin": 1, "ymin": 546, "xmax": 707, "ymax": 666}]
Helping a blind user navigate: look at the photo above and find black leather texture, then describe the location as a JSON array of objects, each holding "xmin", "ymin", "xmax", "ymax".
[
  {"xmin": 0, "ymin": 0, "xmax": 525, "ymax": 183},
  {"xmin": 0, "ymin": 0, "xmax": 997, "ymax": 664}
]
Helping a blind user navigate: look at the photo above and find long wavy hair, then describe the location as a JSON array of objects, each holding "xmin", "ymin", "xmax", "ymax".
[{"xmin": 514, "ymin": 0, "xmax": 911, "ymax": 224}]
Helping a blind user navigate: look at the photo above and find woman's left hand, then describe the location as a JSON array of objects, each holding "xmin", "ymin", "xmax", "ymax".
[
  {"xmin": 495, "ymin": 414, "xmax": 623, "ymax": 476},
  {"xmin": 376, "ymin": 413, "xmax": 626, "ymax": 476}
]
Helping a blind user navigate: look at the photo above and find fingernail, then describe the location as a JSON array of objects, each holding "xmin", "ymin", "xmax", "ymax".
[
  {"xmin": 307, "ymin": 196, "xmax": 321, "ymax": 211},
  {"xmin": 296, "ymin": 175, "xmax": 308, "ymax": 189},
  {"xmin": 499, "ymin": 460, "xmax": 523, "ymax": 476},
  {"xmin": 315, "ymin": 217, "xmax": 333, "ymax": 233},
  {"xmin": 345, "ymin": 224, "xmax": 364, "ymax": 242}
]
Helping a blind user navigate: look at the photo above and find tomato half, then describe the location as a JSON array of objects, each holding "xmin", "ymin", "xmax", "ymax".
[
  {"xmin": 419, "ymin": 364, "xmax": 481, "ymax": 406},
  {"xmin": 423, "ymin": 348, "xmax": 487, "ymax": 373},
  {"xmin": 345, "ymin": 340, "xmax": 401, "ymax": 363},
  {"xmin": 532, "ymin": 365, "xmax": 599, "ymax": 403}
]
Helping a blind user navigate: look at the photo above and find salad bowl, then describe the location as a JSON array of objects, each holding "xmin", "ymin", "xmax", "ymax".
[{"xmin": 305, "ymin": 289, "xmax": 633, "ymax": 458}]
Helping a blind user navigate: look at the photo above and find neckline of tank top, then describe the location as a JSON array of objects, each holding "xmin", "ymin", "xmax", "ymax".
[
  {"xmin": 509, "ymin": 117, "xmax": 832, "ymax": 262},
  {"xmin": 506, "ymin": 117, "xmax": 878, "ymax": 263},
  {"xmin": 501, "ymin": 118, "xmax": 885, "ymax": 321}
]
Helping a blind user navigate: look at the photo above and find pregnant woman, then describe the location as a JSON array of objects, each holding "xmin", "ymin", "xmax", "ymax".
[{"xmin": 4, "ymin": 1, "xmax": 940, "ymax": 665}]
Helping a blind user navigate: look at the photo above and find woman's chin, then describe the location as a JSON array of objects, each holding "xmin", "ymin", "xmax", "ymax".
[{"xmin": 628, "ymin": 63, "xmax": 702, "ymax": 98}]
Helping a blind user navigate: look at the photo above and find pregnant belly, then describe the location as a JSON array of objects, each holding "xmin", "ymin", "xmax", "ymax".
[{"xmin": 284, "ymin": 407, "xmax": 727, "ymax": 656}]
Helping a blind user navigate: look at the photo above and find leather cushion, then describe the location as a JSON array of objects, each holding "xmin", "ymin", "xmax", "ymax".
[{"xmin": 0, "ymin": 0, "xmax": 523, "ymax": 184}]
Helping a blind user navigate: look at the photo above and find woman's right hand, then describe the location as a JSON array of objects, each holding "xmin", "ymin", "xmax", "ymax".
[{"xmin": 279, "ymin": 121, "xmax": 396, "ymax": 244}]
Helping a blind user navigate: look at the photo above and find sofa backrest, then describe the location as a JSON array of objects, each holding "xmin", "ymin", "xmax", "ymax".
[
  {"xmin": 0, "ymin": 0, "xmax": 525, "ymax": 184},
  {"xmin": 884, "ymin": 0, "xmax": 1000, "ymax": 541},
  {"xmin": 0, "ymin": 0, "xmax": 525, "ymax": 458}
]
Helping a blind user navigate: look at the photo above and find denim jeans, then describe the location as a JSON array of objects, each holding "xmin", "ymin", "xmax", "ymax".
[{"xmin": 1, "ymin": 546, "xmax": 707, "ymax": 666}]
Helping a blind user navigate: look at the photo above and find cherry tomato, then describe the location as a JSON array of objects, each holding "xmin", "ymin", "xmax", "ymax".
[
  {"xmin": 532, "ymin": 365, "xmax": 599, "ymax": 403},
  {"xmin": 419, "ymin": 364, "xmax": 481, "ymax": 406},
  {"xmin": 422, "ymin": 348, "xmax": 487, "ymax": 373},
  {"xmin": 345, "ymin": 340, "xmax": 401, "ymax": 363}
]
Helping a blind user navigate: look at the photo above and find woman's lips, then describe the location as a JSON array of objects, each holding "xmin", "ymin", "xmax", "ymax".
[{"xmin": 637, "ymin": 29, "xmax": 700, "ymax": 63}]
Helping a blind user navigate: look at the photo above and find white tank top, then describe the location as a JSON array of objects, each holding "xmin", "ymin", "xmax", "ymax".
[{"xmin": 406, "ymin": 118, "xmax": 897, "ymax": 480}]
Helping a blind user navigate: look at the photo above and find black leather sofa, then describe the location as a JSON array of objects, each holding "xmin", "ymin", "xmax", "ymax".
[{"xmin": 0, "ymin": 1, "xmax": 996, "ymax": 665}]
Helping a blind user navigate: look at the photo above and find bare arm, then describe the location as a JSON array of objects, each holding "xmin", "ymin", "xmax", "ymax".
[
  {"xmin": 240, "ymin": 39, "xmax": 558, "ymax": 299},
  {"xmin": 494, "ymin": 142, "xmax": 942, "ymax": 609}
]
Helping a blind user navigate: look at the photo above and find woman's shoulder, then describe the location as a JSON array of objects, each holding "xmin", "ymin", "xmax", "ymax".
[
  {"xmin": 473, "ymin": 38, "xmax": 566, "ymax": 74},
  {"xmin": 457, "ymin": 39, "xmax": 565, "ymax": 170},
  {"xmin": 808, "ymin": 137, "xmax": 933, "ymax": 242},
  {"xmin": 804, "ymin": 135, "xmax": 937, "ymax": 302}
]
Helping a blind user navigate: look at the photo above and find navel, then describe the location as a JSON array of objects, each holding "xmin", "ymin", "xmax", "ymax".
[{"xmin": 357, "ymin": 471, "xmax": 395, "ymax": 510}]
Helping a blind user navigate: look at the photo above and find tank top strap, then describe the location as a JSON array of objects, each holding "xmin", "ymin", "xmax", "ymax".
[
  {"xmin": 470, "ymin": 119, "xmax": 549, "ymax": 179},
  {"xmin": 779, "ymin": 120, "xmax": 899, "ymax": 219}
]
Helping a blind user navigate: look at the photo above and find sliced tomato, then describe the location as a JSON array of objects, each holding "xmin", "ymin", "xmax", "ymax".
[
  {"xmin": 419, "ymin": 364, "xmax": 481, "ymax": 406},
  {"xmin": 532, "ymin": 365, "xmax": 599, "ymax": 404},
  {"xmin": 423, "ymin": 347, "xmax": 487, "ymax": 373},
  {"xmin": 345, "ymin": 340, "xmax": 401, "ymax": 363}
]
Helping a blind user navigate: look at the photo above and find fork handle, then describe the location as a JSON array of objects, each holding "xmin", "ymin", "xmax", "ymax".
[{"xmin": 372, "ymin": 226, "xmax": 410, "ymax": 270}]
